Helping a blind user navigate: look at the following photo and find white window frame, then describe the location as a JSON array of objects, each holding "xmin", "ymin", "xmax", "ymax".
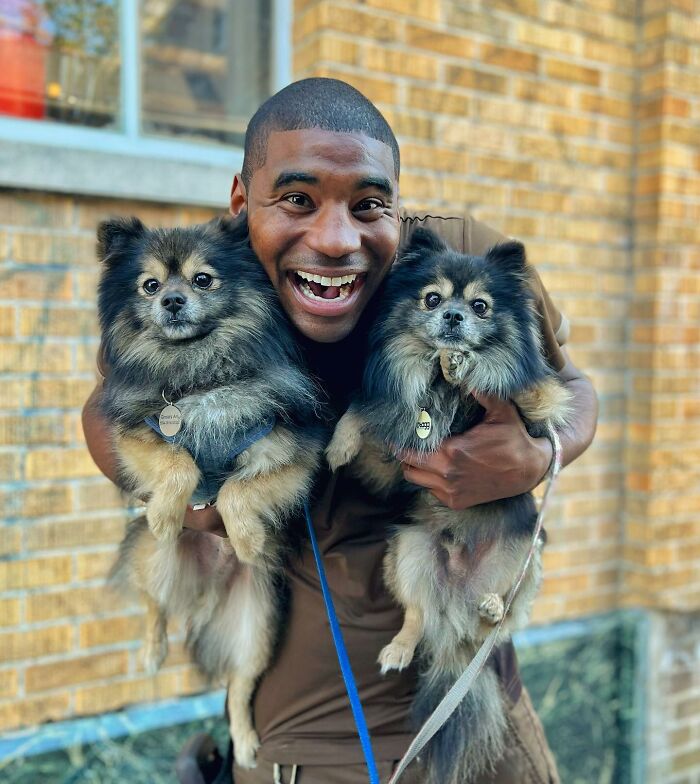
[{"xmin": 0, "ymin": 0, "xmax": 292, "ymax": 207}]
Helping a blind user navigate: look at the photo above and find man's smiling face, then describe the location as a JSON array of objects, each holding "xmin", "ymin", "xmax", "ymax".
[{"xmin": 230, "ymin": 128, "xmax": 400, "ymax": 343}]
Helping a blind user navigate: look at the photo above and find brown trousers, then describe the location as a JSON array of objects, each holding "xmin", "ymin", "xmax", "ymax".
[{"xmin": 233, "ymin": 687, "xmax": 559, "ymax": 784}]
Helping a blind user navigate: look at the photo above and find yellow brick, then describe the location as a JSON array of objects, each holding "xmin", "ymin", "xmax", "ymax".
[
  {"xmin": 515, "ymin": 79, "xmax": 576, "ymax": 108},
  {"xmin": 545, "ymin": 57, "xmax": 601, "ymax": 86},
  {"xmin": 73, "ymin": 481, "xmax": 126, "ymax": 513},
  {"xmin": 302, "ymin": 3, "xmax": 400, "ymax": 42},
  {"xmin": 74, "ymin": 672, "xmax": 180, "ymax": 714},
  {"xmin": 398, "ymin": 173, "xmax": 441, "ymax": 201},
  {"xmin": 405, "ymin": 24, "xmax": 475, "ymax": 58},
  {"xmin": 0, "ymin": 379, "xmax": 27, "ymax": 409},
  {"xmin": 0, "ymin": 270, "xmax": 73, "ymax": 301},
  {"xmin": 381, "ymin": 109, "xmax": 434, "ymax": 141},
  {"xmin": 445, "ymin": 65, "xmax": 508, "ymax": 95},
  {"xmin": 0, "ymin": 626, "xmax": 72, "ymax": 662},
  {"xmin": 27, "ymin": 379, "xmax": 96, "ymax": 409},
  {"xmin": 0, "ymin": 599, "xmax": 20, "ymax": 627},
  {"xmin": 479, "ymin": 44, "xmax": 539, "ymax": 72},
  {"xmin": 0, "ymin": 193, "xmax": 74, "ymax": 228},
  {"xmin": 408, "ymin": 86, "xmax": 472, "ymax": 116},
  {"xmin": 0, "ymin": 527, "xmax": 20, "ymax": 557},
  {"xmin": 0, "ymin": 342, "xmax": 73, "ymax": 373},
  {"xmin": 402, "ymin": 144, "xmax": 468, "ymax": 173},
  {"xmin": 27, "ymin": 586, "xmax": 127, "ymax": 623},
  {"xmin": 441, "ymin": 180, "xmax": 509, "ymax": 207},
  {"xmin": 0, "ymin": 414, "xmax": 73, "ymax": 446},
  {"xmin": 517, "ymin": 22, "xmax": 585, "ymax": 55},
  {"xmin": 0, "ymin": 485, "xmax": 73, "ymax": 519},
  {"xmin": 364, "ymin": 0, "xmax": 440, "ymax": 21},
  {"xmin": 0, "ymin": 693, "xmax": 70, "ymax": 732},
  {"xmin": 11, "ymin": 233, "xmax": 94, "ymax": 266},
  {"xmin": 294, "ymin": 36, "xmax": 361, "ymax": 74},
  {"xmin": 0, "ymin": 556, "xmax": 72, "ymax": 591},
  {"xmin": 475, "ymin": 156, "xmax": 536, "ymax": 181},
  {"xmin": 364, "ymin": 45, "xmax": 439, "ymax": 81},
  {"xmin": 25, "ymin": 448, "xmax": 101, "ymax": 480},
  {"xmin": 580, "ymin": 92, "xmax": 631, "ymax": 119},
  {"xmin": 0, "ymin": 306, "xmax": 15, "ymax": 337},
  {"xmin": 79, "ymin": 614, "xmax": 145, "ymax": 648},
  {"xmin": 0, "ymin": 453, "xmax": 21, "ymax": 481},
  {"xmin": 20, "ymin": 307, "xmax": 98, "ymax": 339},
  {"xmin": 26, "ymin": 517, "xmax": 127, "ymax": 552},
  {"xmin": 26, "ymin": 651, "xmax": 129, "ymax": 692},
  {"xmin": 0, "ymin": 669, "xmax": 18, "ymax": 699},
  {"xmin": 76, "ymin": 550, "xmax": 116, "ymax": 581},
  {"xmin": 315, "ymin": 67, "xmax": 397, "ymax": 105},
  {"xmin": 77, "ymin": 200, "xmax": 179, "ymax": 232}
]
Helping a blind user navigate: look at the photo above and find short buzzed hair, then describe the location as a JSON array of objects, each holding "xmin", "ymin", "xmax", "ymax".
[{"xmin": 241, "ymin": 78, "xmax": 400, "ymax": 187}]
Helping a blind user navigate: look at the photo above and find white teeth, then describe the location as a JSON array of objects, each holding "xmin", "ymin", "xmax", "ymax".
[
  {"xmin": 299, "ymin": 281, "xmax": 350, "ymax": 301},
  {"xmin": 294, "ymin": 270, "xmax": 358, "ymax": 286}
]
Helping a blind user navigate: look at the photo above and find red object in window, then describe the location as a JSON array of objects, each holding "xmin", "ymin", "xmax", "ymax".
[{"xmin": 0, "ymin": 30, "xmax": 47, "ymax": 119}]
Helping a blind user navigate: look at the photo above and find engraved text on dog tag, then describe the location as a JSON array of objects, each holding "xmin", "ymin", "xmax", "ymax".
[
  {"xmin": 159, "ymin": 404, "xmax": 182, "ymax": 437},
  {"xmin": 416, "ymin": 408, "xmax": 432, "ymax": 440}
]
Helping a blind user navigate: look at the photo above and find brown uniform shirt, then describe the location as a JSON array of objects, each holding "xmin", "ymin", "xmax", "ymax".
[{"xmin": 253, "ymin": 213, "xmax": 569, "ymax": 766}]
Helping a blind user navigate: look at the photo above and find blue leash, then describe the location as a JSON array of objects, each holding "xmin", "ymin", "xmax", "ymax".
[{"xmin": 303, "ymin": 501, "xmax": 381, "ymax": 784}]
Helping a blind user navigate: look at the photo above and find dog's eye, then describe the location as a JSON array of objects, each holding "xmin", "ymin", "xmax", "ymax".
[
  {"xmin": 424, "ymin": 292, "xmax": 442, "ymax": 309},
  {"xmin": 193, "ymin": 273, "xmax": 213, "ymax": 289},
  {"xmin": 143, "ymin": 279, "xmax": 160, "ymax": 295},
  {"xmin": 471, "ymin": 299, "xmax": 489, "ymax": 317}
]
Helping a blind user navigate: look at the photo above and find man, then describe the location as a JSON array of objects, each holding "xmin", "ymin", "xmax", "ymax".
[{"xmin": 83, "ymin": 78, "xmax": 597, "ymax": 783}]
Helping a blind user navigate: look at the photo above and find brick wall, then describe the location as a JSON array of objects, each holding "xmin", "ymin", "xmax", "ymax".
[
  {"xmin": 1, "ymin": 2, "xmax": 699, "ymax": 774},
  {"xmin": 0, "ymin": 195, "xmax": 219, "ymax": 731}
]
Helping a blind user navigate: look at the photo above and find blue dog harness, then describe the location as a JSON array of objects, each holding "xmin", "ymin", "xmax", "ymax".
[{"xmin": 144, "ymin": 414, "xmax": 276, "ymax": 505}]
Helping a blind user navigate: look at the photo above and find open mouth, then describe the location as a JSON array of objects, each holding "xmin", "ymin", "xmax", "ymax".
[{"xmin": 287, "ymin": 270, "xmax": 366, "ymax": 315}]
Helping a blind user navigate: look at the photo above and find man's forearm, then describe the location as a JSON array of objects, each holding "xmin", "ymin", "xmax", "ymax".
[
  {"xmin": 555, "ymin": 348, "xmax": 598, "ymax": 471},
  {"xmin": 82, "ymin": 383, "xmax": 126, "ymax": 489}
]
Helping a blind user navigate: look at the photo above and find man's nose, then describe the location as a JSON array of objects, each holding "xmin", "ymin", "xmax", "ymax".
[{"xmin": 305, "ymin": 204, "xmax": 362, "ymax": 259}]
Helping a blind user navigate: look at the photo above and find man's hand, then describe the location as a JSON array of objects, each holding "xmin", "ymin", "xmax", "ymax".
[
  {"xmin": 399, "ymin": 391, "xmax": 552, "ymax": 510},
  {"xmin": 399, "ymin": 350, "xmax": 598, "ymax": 510}
]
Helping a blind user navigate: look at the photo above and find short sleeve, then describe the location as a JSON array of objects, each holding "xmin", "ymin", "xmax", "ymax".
[{"xmin": 399, "ymin": 210, "xmax": 568, "ymax": 372}]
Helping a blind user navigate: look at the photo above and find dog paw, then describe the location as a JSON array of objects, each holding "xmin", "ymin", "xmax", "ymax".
[
  {"xmin": 233, "ymin": 728, "xmax": 260, "ymax": 769},
  {"xmin": 378, "ymin": 640, "xmax": 416, "ymax": 674},
  {"xmin": 141, "ymin": 636, "xmax": 168, "ymax": 675},
  {"xmin": 440, "ymin": 350, "xmax": 467, "ymax": 385},
  {"xmin": 229, "ymin": 526, "xmax": 266, "ymax": 565},
  {"xmin": 147, "ymin": 502, "xmax": 183, "ymax": 542},
  {"xmin": 478, "ymin": 593, "xmax": 505, "ymax": 625}
]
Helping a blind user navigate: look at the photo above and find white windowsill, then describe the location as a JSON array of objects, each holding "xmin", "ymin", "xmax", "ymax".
[{"xmin": 0, "ymin": 119, "xmax": 241, "ymax": 208}]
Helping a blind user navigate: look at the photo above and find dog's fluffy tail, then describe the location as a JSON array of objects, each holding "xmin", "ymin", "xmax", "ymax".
[{"xmin": 414, "ymin": 663, "xmax": 507, "ymax": 784}]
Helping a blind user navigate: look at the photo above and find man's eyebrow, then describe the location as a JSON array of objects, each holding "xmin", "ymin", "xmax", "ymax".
[
  {"xmin": 273, "ymin": 171, "xmax": 319, "ymax": 189},
  {"xmin": 356, "ymin": 176, "xmax": 394, "ymax": 197}
]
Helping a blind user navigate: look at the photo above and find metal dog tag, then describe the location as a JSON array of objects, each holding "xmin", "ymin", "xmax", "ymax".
[
  {"xmin": 416, "ymin": 408, "xmax": 432, "ymax": 440},
  {"xmin": 159, "ymin": 404, "xmax": 182, "ymax": 437}
]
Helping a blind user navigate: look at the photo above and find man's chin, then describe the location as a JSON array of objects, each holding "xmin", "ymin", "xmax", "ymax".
[{"xmin": 288, "ymin": 309, "xmax": 361, "ymax": 343}]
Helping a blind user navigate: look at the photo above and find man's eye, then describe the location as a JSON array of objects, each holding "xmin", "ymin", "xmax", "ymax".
[
  {"xmin": 143, "ymin": 279, "xmax": 160, "ymax": 295},
  {"xmin": 424, "ymin": 292, "xmax": 442, "ymax": 309},
  {"xmin": 471, "ymin": 299, "xmax": 489, "ymax": 317},
  {"xmin": 284, "ymin": 193, "xmax": 313, "ymax": 208},
  {"xmin": 193, "ymin": 273, "xmax": 213, "ymax": 289},
  {"xmin": 354, "ymin": 198, "xmax": 384, "ymax": 212}
]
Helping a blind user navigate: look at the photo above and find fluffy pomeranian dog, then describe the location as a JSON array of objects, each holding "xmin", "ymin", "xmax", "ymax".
[
  {"xmin": 327, "ymin": 228, "xmax": 571, "ymax": 783},
  {"xmin": 100, "ymin": 215, "xmax": 324, "ymax": 767}
]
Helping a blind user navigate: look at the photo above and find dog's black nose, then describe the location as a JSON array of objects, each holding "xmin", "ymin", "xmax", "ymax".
[
  {"xmin": 161, "ymin": 293, "xmax": 187, "ymax": 314},
  {"xmin": 443, "ymin": 310, "xmax": 464, "ymax": 325}
]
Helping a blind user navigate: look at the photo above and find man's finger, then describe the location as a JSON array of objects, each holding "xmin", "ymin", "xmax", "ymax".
[
  {"xmin": 401, "ymin": 463, "xmax": 449, "ymax": 494},
  {"xmin": 397, "ymin": 448, "xmax": 453, "ymax": 477},
  {"xmin": 470, "ymin": 390, "xmax": 519, "ymax": 423}
]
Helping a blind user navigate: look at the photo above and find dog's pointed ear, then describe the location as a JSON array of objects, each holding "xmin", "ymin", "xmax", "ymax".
[
  {"xmin": 211, "ymin": 214, "xmax": 248, "ymax": 241},
  {"xmin": 485, "ymin": 241, "xmax": 527, "ymax": 277},
  {"xmin": 97, "ymin": 217, "xmax": 145, "ymax": 263},
  {"xmin": 406, "ymin": 227, "xmax": 448, "ymax": 256}
]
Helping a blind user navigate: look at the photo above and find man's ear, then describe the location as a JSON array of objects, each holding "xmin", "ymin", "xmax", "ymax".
[
  {"xmin": 96, "ymin": 217, "xmax": 145, "ymax": 263},
  {"xmin": 230, "ymin": 174, "xmax": 247, "ymax": 218}
]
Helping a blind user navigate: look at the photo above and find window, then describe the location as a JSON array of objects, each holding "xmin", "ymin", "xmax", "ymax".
[{"xmin": 0, "ymin": 0, "xmax": 291, "ymax": 205}]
